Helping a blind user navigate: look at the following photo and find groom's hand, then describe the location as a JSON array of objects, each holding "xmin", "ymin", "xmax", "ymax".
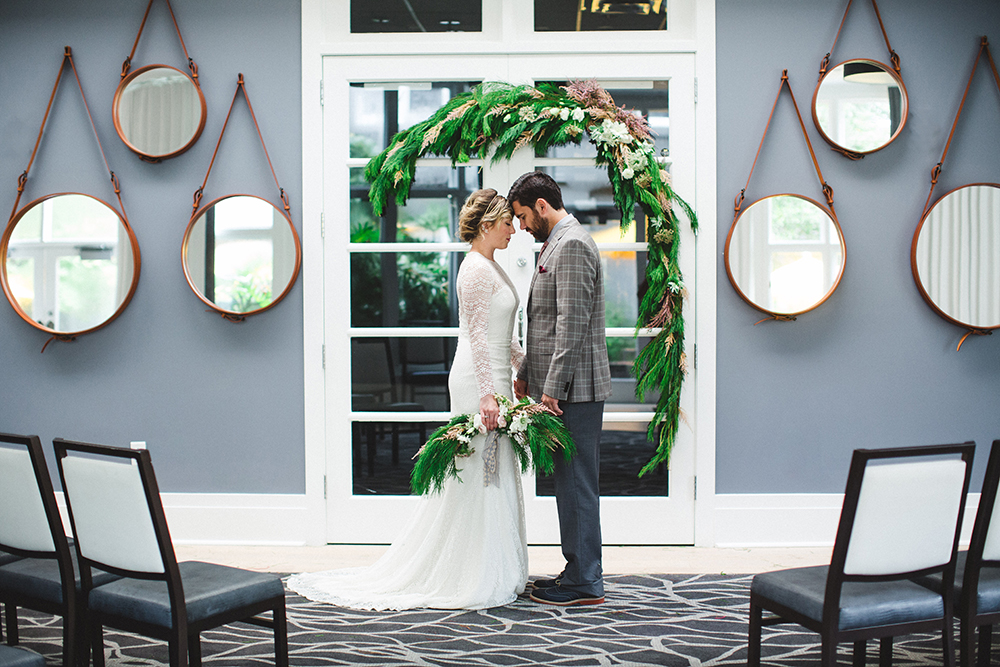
[
  {"xmin": 514, "ymin": 379, "xmax": 528, "ymax": 401},
  {"xmin": 541, "ymin": 393, "xmax": 562, "ymax": 415}
]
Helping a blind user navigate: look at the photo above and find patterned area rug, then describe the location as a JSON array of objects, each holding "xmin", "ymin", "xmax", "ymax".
[{"xmin": 9, "ymin": 574, "xmax": 948, "ymax": 666}]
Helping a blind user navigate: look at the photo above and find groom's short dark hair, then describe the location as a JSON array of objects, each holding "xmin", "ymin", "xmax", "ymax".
[{"xmin": 508, "ymin": 171, "xmax": 564, "ymax": 211}]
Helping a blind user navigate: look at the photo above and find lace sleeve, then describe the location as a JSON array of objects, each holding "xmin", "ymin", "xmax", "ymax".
[
  {"xmin": 459, "ymin": 259, "xmax": 497, "ymax": 399},
  {"xmin": 510, "ymin": 327, "xmax": 525, "ymax": 374}
]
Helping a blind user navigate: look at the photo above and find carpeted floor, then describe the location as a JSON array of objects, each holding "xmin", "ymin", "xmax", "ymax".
[{"xmin": 9, "ymin": 574, "xmax": 950, "ymax": 666}]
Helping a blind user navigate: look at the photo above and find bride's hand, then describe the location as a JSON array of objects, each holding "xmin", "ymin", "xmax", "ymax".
[{"xmin": 479, "ymin": 394, "xmax": 499, "ymax": 431}]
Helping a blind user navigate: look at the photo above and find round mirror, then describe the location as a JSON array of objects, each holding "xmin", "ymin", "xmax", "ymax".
[
  {"xmin": 725, "ymin": 194, "xmax": 846, "ymax": 318},
  {"xmin": 183, "ymin": 195, "xmax": 302, "ymax": 319},
  {"xmin": 912, "ymin": 183, "xmax": 1000, "ymax": 331},
  {"xmin": 113, "ymin": 64, "xmax": 206, "ymax": 161},
  {"xmin": 1, "ymin": 193, "xmax": 140, "ymax": 337},
  {"xmin": 812, "ymin": 59, "xmax": 908, "ymax": 157}
]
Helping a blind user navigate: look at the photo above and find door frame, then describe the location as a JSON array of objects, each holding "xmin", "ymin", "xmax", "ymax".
[{"xmin": 300, "ymin": 0, "xmax": 718, "ymax": 547}]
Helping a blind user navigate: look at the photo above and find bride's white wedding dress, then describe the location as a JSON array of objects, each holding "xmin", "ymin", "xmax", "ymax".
[{"xmin": 287, "ymin": 251, "xmax": 528, "ymax": 610}]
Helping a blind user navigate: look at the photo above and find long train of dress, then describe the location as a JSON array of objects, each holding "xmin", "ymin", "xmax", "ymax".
[{"xmin": 287, "ymin": 251, "xmax": 528, "ymax": 610}]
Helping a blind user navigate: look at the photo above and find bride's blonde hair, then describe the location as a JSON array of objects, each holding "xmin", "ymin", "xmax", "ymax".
[{"xmin": 458, "ymin": 188, "xmax": 512, "ymax": 243}]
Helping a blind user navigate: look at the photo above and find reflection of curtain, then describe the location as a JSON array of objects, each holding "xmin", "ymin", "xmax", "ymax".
[
  {"xmin": 888, "ymin": 87, "xmax": 902, "ymax": 136},
  {"xmin": 118, "ymin": 73, "xmax": 198, "ymax": 155},
  {"xmin": 272, "ymin": 208, "xmax": 294, "ymax": 294},
  {"xmin": 919, "ymin": 187, "xmax": 1000, "ymax": 327}
]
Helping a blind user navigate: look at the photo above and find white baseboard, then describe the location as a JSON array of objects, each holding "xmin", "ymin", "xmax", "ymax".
[{"xmin": 714, "ymin": 493, "xmax": 980, "ymax": 548}]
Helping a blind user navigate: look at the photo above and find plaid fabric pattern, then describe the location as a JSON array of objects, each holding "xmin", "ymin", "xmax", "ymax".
[{"xmin": 520, "ymin": 217, "xmax": 612, "ymax": 402}]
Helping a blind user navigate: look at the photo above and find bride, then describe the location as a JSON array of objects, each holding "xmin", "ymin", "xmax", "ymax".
[{"xmin": 287, "ymin": 188, "xmax": 528, "ymax": 610}]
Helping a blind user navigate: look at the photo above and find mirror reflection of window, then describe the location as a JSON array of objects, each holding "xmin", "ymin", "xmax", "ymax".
[
  {"xmin": 4, "ymin": 195, "xmax": 130, "ymax": 332},
  {"xmin": 186, "ymin": 196, "xmax": 296, "ymax": 314},
  {"xmin": 814, "ymin": 61, "xmax": 903, "ymax": 154},
  {"xmin": 729, "ymin": 196, "xmax": 843, "ymax": 315},
  {"xmin": 915, "ymin": 184, "xmax": 1000, "ymax": 329}
]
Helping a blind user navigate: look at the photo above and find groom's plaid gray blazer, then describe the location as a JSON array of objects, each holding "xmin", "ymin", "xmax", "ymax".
[{"xmin": 518, "ymin": 216, "xmax": 612, "ymax": 403}]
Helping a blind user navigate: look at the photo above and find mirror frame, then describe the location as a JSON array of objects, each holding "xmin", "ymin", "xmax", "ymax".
[
  {"xmin": 181, "ymin": 193, "xmax": 302, "ymax": 321},
  {"xmin": 112, "ymin": 63, "xmax": 207, "ymax": 162},
  {"xmin": 911, "ymin": 182, "xmax": 1000, "ymax": 336},
  {"xmin": 0, "ymin": 192, "xmax": 142, "ymax": 340},
  {"xmin": 724, "ymin": 193, "xmax": 847, "ymax": 320},
  {"xmin": 811, "ymin": 58, "xmax": 909, "ymax": 159}
]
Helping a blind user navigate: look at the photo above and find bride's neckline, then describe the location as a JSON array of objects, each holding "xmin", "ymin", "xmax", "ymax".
[{"xmin": 468, "ymin": 249, "xmax": 496, "ymax": 262}]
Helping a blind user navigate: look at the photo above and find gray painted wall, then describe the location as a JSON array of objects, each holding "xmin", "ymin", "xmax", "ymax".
[
  {"xmin": 0, "ymin": 0, "xmax": 304, "ymax": 493},
  {"xmin": 716, "ymin": 0, "xmax": 1000, "ymax": 492},
  {"xmin": 2, "ymin": 1, "xmax": 997, "ymax": 500}
]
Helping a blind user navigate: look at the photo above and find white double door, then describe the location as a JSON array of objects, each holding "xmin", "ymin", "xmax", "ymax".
[{"xmin": 322, "ymin": 52, "xmax": 698, "ymax": 545}]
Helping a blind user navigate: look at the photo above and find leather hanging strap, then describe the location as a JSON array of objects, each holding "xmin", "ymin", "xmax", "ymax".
[
  {"xmin": 921, "ymin": 36, "xmax": 1000, "ymax": 218},
  {"xmin": 819, "ymin": 0, "xmax": 899, "ymax": 78},
  {"xmin": 121, "ymin": 0, "xmax": 198, "ymax": 82},
  {"xmin": 733, "ymin": 70, "xmax": 834, "ymax": 222},
  {"xmin": 191, "ymin": 73, "xmax": 290, "ymax": 219},
  {"xmin": 10, "ymin": 47, "xmax": 128, "ymax": 225}
]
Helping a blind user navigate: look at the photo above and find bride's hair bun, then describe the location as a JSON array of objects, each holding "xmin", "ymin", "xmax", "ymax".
[{"xmin": 458, "ymin": 188, "xmax": 512, "ymax": 243}]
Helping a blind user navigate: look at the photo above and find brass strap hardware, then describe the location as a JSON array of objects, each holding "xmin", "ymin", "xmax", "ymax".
[
  {"xmin": 191, "ymin": 74, "xmax": 289, "ymax": 222},
  {"xmin": 820, "ymin": 0, "xmax": 900, "ymax": 79},
  {"xmin": 10, "ymin": 47, "xmax": 129, "ymax": 227},
  {"xmin": 921, "ymin": 37, "xmax": 1000, "ymax": 219},
  {"xmin": 122, "ymin": 0, "xmax": 197, "ymax": 81},
  {"xmin": 734, "ymin": 69, "xmax": 835, "ymax": 224}
]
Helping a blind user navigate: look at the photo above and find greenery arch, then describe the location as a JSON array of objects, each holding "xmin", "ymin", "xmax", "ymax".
[{"xmin": 365, "ymin": 80, "xmax": 696, "ymax": 476}]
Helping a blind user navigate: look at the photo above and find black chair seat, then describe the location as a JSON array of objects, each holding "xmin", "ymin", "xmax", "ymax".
[
  {"xmin": 0, "ymin": 552, "xmax": 117, "ymax": 603},
  {"xmin": 753, "ymin": 565, "xmax": 947, "ymax": 631},
  {"xmin": 88, "ymin": 561, "xmax": 284, "ymax": 629},
  {"xmin": 0, "ymin": 552, "xmax": 20, "ymax": 567},
  {"xmin": 0, "ymin": 645, "xmax": 44, "ymax": 667},
  {"xmin": 916, "ymin": 551, "xmax": 1000, "ymax": 616}
]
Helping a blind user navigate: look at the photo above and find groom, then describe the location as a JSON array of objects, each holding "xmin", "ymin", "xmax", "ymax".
[{"xmin": 509, "ymin": 171, "xmax": 611, "ymax": 606}]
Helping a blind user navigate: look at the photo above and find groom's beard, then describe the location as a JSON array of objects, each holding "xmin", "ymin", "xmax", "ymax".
[{"xmin": 523, "ymin": 210, "xmax": 550, "ymax": 243}]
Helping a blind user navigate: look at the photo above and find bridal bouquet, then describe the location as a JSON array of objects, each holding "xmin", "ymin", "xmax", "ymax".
[{"xmin": 410, "ymin": 395, "xmax": 575, "ymax": 496}]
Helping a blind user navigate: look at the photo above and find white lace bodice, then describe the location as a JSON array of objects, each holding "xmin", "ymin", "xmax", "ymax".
[{"xmin": 456, "ymin": 252, "xmax": 525, "ymax": 402}]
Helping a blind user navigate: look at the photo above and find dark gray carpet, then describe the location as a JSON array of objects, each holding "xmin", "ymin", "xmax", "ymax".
[{"xmin": 6, "ymin": 574, "xmax": 953, "ymax": 666}]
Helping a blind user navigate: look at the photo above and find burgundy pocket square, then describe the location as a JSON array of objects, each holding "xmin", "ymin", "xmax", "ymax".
[{"xmin": 538, "ymin": 266, "xmax": 547, "ymax": 273}]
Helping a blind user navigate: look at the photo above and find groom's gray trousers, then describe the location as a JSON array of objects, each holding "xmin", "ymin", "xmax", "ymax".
[{"xmin": 553, "ymin": 400, "xmax": 604, "ymax": 597}]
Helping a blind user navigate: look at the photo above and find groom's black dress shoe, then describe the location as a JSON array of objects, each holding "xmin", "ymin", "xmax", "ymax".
[
  {"xmin": 531, "ymin": 572, "xmax": 563, "ymax": 589},
  {"xmin": 529, "ymin": 584, "xmax": 604, "ymax": 606}
]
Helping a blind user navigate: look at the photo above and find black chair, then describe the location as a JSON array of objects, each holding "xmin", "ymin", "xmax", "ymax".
[
  {"xmin": 748, "ymin": 442, "xmax": 976, "ymax": 667},
  {"xmin": 53, "ymin": 438, "xmax": 288, "ymax": 667},
  {"xmin": 400, "ymin": 335, "xmax": 452, "ymax": 406},
  {"xmin": 0, "ymin": 644, "xmax": 44, "ymax": 667},
  {"xmin": 915, "ymin": 439, "xmax": 1000, "ymax": 667},
  {"xmin": 0, "ymin": 432, "xmax": 105, "ymax": 666}
]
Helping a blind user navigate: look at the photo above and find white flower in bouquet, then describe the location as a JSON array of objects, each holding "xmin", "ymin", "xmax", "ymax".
[
  {"xmin": 508, "ymin": 413, "xmax": 529, "ymax": 435},
  {"xmin": 572, "ymin": 107, "xmax": 585, "ymax": 122},
  {"xmin": 473, "ymin": 413, "xmax": 486, "ymax": 434},
  {"xmin": 621, "ymin": 167, "xmax": 634, "ymax": 180},
  {"xmin": 559, "ymin": 107, "xmax": 570, "ymax": 121},
  {"xmin": 590, "ymin": 119, "xmax": 633, "ymax": 147}
]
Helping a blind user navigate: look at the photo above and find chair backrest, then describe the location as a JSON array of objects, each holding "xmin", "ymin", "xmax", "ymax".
[
  {"xmin": 833, "ymin": 443, "xmax": 975, "ymax": 579},
  {"xmin": 54, "ymin": 439, "xmax": 174, "ymax": 577},
  {"xmin": 352, "ymin": 337, "xmax": 397, "ymax": 400},
  {"xmin": 0, "ymin": 433, "xmax": 61, "ymax": 555},
  {"xmin": 973, "ymin": 440, "xmax": 1000, "ymax": 563}
]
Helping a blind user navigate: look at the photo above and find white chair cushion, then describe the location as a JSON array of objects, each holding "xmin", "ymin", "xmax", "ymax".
[
  {"xmin": 844, "ymin": 458, "xmax": 966, "ymax": 576},
  {"xmin": 61, "ymin": 454, "xmax": 164, "ymax": 574},
  {"xmin": 0, "ymin": 446, "xmax": 55, "ymax": 553}
]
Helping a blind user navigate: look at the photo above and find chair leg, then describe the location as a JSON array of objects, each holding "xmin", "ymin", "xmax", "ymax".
[
  {"xmin": 879, "ymin": 637, "xmax": 893, "ymax": 667},
  {"xmin": 366, "ymin": 425, "xmax": 376, "ymax": 477},
  {"xmin": 961, "ymin": 620, "xmax": 974, "ymax": 667},
  {"xmin": 169, "ymin": 633, "xmax": 189, "ymax": 667},
  {"xmin": 91, "ymin": 622, "xmax": 105, "ymax": 667},
  {"xmin": 391, "ymin": 425, "xmax": 400, "ymax": 465},
  {"xmin": 188, "ymin": 632, "xmax": 202, "ymax": 667},
  {"xmin": 4, "ymin": 603, "xmax": 18, "ymax": 645},
  {"xmin": 821, "ymin": 637, "xmax": 838, "ymax": 667},
  {"xmin": 747, "ymin": 598, "xmax": 763, "ymax": 667},
  {"xmin": 853, "ymin": 640, "xmax": 865, "ymax": 667},
  {"xmin": 274, "ymin": 600, "xmax": 289, "ymax": 667},
  {"xmin": 977, "ymin": 625, "xmax": 992, "ymax": 667},
  {"xmin": 944, "ymin": 616, "xmax": 958, "ymax": 667},
  {"xmin": 62, "ymin": 611, "xmax": 76, "ymax": 667}
]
